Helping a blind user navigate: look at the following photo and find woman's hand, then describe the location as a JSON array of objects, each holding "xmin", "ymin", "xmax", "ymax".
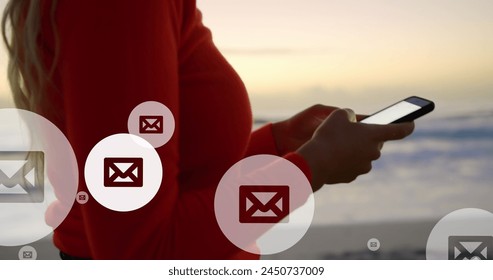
[
  {"xmin": 297, "ymin": 109, "xmax": 414, "ymax": 191},
  {"xmin": 272, "ymin": 105, "xmax": 339, "ymax": 155}
]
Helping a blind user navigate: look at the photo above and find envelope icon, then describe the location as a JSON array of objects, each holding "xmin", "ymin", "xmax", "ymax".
[
  {"xmin": 103, "ymin": 157, "xmax": 143, "ymax": 187},
  {"xmin": 139, "ymin": 115, "xmax": 163, "ymax": 134},
  {"xmin": 23, "ymin": 251, "xmax": 33, "ymax": 259},
  {"xmin": 0, "ymin": 151, "xmax": 44, "ymax": 203},
  {"xmin": 448, "ymin": 236, "xmax": 493, "ymax": 260},
  {"xmin": 239, "ymin": 185, "xmax": 290, "ymax": 223}
]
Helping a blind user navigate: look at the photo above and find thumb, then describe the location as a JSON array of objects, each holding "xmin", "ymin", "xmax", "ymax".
[
  {"xmin": 365, "ymin": 122, "xmax": 415, "ymax": 141},
  {"xmin": 329, "ymin": 108, "xmax": 357, "ymax": 123},
  {"xmin": 305, "ymin": 104, "xmax": 340, "ymax": 121}
]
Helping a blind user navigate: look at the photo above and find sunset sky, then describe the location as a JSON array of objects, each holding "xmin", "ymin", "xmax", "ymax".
[
  {"xmin": 198, "ymin": 0, "xmax": 493, "ymax": 116},
  {"xmin": 0, "ymin": 0, "xmax": 492, "ymax": 117}
]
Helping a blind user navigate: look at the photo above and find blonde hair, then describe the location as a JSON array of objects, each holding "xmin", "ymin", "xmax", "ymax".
[
  {"xmin": 2, "ymin": 1, "xmax": 60, "ymax": 198},
  {"xmin": 2, "ymin": 0, "xmax": 59, "ymax": 113}
]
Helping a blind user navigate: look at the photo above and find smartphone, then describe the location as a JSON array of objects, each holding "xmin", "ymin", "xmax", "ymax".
[{"xmin": 360, "ymin": 96, "xmax": 435, "ymax": 124}]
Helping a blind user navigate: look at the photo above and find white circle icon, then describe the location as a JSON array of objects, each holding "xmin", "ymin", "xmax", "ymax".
[
  {"xmin": 18, "ymin": 246, "xmax": 37, "ymax": 260},
  {"xmin": 76, "ymin": 191, "xmax": 89, "ymax": 204},
  {"xmin": 0, "ymin": 109, "xmax": 78, "ymax": 247},
  {"xmin": 426, "ymin": 208, "xmax": 493, "ymax": 260},
  {"xmin": 215, "ymin": 155, "xmax": 314, "ymax": 255},
  {"xmin": 85, "ymin": 134, "xmax": 163, "ymax": 212},
  {"xmin": 128, "ymin": 101, "xmax": 175, "ymax": 148},
  {"xmin": 367, "ymin": 238, "xmax": 381, "ymax": 251}
]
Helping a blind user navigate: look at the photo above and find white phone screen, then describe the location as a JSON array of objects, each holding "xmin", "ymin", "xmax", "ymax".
[{"xmin": 361, "ymin": 101, "xmax": 420, "ymax": 125}]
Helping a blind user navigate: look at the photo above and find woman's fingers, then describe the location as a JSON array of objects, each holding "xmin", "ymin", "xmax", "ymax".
[
  {"xmin": 341, "ymin": 108, "xmax": 357, "ymax": 123},
  {"xmin": 300, "ymin": 107, "xmax": 416, "ymax": 189},
  {"xmin": 363, "ymin": 122, "xmax": 415, "ymax": 141}
]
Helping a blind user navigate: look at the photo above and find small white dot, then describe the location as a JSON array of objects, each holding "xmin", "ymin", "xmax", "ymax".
[
  {"xmin": 367, "ymin": 238, "xmax": 381, "ymax": 251},
  {"xmin": 76, "ymin": 191, "xmax": 89, "ymax": 204},
  {"xmin": 18, "ymin": 246, "xmax": 37, "ymax": 260}
]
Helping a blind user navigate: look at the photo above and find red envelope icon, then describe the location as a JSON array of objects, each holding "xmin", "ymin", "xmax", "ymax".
[
  {"xmin": 103, "ymin": 158, "xmax": 143, "ymax": 187},
  {"xmin": 139, "ymin": 115, "xmax": 163, "ymax": 134},
  {"xmin": 239, "ymin": 185, "xmax": 290, "ymax": 223}
]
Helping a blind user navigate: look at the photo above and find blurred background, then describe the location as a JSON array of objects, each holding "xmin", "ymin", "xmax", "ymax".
[
  {"xmin": 198, "ymin": 0, "xmax": 493, "ymax": 259},
  {"xmin": 0, "ymin": 0, "xmax": 492, "ymax": 259}
]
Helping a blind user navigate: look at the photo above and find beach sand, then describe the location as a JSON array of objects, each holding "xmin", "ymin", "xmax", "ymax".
[
  {"xmin": 263, "ymin": 219, "xmax": 437, "ymax": 260},
  {"xmin": 0, "ymin": 219, "xmax": 436, "ymax": 260},
  {"xmin": 0, "ymin": 234, "xmax": 60, "ymax": 260}
]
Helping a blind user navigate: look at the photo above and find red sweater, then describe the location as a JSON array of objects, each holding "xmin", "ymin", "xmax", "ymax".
[{"xmin": 41, "ymin": 0, "xmax": 310, "ymax": 259}]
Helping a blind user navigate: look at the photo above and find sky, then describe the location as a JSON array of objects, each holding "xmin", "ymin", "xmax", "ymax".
[
  {"xmin": 197, "ymin": 0, "xmax": 493, "ymax": 116},
  {"xmin": 0, "ymin": 0, "xmax": 492, "ymax": 117}
]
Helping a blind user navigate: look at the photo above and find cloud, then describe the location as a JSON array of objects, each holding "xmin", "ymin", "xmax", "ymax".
[{"xmin": 220, "ymin": 47, "xmax": 335, "ymax": 56}]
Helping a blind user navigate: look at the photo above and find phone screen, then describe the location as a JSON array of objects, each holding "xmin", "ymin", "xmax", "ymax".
[{"xmin": 360, "ymin": 101, "xmax": 421, "ymax": 125}]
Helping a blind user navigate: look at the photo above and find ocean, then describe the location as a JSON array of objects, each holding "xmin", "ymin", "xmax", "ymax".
[{"xmin": 311, "ymin": 110, "xmax": 493, "ymax": 225}]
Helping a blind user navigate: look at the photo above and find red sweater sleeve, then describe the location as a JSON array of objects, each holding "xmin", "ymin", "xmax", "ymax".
[
  {"xmin": 246, "ymin": 124, "xmax": 312, "ymax": 180},
  {"xmin": 246, "ymin": 123, "xmax": 281, "ymax": 156}
]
